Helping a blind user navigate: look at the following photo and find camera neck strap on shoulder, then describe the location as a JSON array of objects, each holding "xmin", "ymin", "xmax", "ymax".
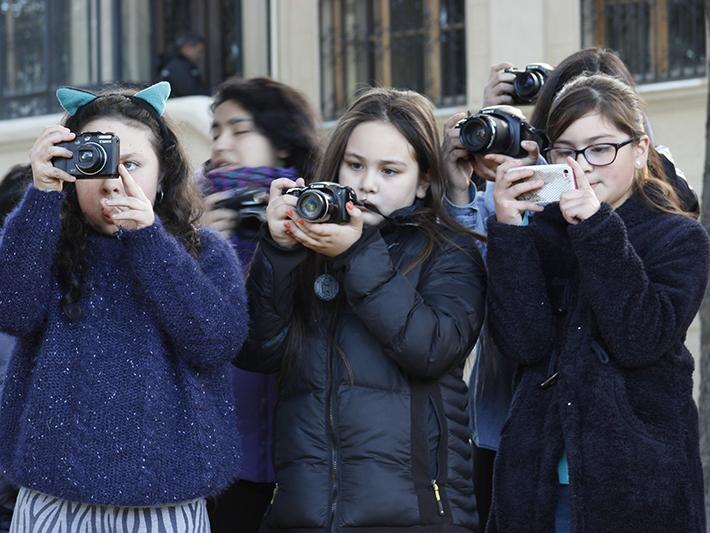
[{"xmin": 56, "ymin": 81, "xmax": 171, "ymax": 118}]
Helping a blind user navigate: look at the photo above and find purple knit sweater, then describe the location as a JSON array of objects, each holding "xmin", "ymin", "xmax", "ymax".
[{"xmin": 0, "ymin": 187, "xmax": 248, "ymax": 506}]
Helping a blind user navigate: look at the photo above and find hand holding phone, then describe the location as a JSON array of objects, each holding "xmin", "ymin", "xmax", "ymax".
[{"xmin": 505, "ymin": 164, "xmax": 575, "ymax": 205}]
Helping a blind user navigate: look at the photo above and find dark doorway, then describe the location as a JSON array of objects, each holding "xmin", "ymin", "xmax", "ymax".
[{"xmin": 151, "ymin": 0, "xmax": 244, "ymax": 92}]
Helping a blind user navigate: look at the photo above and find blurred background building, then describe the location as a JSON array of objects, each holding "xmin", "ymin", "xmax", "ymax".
[
  {"xmin": 1, "ymin": 0, "xmax": 706, "ymax": 174},
  {"xmin": 0, "ymin": 0, "xmax": 707, "ymax": 372}
]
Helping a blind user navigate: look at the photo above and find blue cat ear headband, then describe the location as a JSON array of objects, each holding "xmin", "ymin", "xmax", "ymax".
[{"xmin": 56, "ymin": 81, "xmax": 171, "ymax": 117}]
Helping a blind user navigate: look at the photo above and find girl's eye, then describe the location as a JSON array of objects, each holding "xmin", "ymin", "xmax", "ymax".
[
  {"xmin": 232, "ymin": 129, "xmax": 251, "ymax": 136},
  {"xmin": 348, "ymin": 161, "xmax": 363, "ymax": 171},
  {"xmin": 588, "ymin": 145, "xmax": 612, "ymax": 155},
  {"xmin": 382, "ymin": 167, "xmax": 398, "ymax": 176},
  {"xmin": 123, "ymin": 161, "xmax": 139, "ymax": 171}
]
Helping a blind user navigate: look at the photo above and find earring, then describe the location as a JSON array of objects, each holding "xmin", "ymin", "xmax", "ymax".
[
  {"xmin": 635, "ymin": 160, "xmax": 642, "ymax": 168},
  {"xmin": 156, "ymin": 190, "xmax": 164, "ymax": 203}
]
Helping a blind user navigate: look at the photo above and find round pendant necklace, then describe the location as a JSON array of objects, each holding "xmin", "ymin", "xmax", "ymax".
[{"xmin": 314, "ymin": 273, "xmax": 339, "ymax": 301}]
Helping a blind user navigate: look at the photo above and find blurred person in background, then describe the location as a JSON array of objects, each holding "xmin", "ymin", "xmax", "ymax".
[
  {"xmin": 200, "ymin": 76, "xmax": 320, "ymax": 533},
  {"xmin": 158, "ymin": 33, "xmax": 210, "ymax": 97}
]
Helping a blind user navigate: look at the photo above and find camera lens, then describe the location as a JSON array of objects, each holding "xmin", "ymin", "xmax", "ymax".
[
  {"xmin": 297, "ymin": 191, "xmax": 331, "ymax": 222},
  {"xmin": 75, "ymin": 142, "xmax": 107, "ymax": 175},
  {"xmin": 459, "ymin": 114, "xmax": 512, "ymax": 155},
  {"xmin": 514, "ymin": 72, "xmax": 543, "ymax": 103}
]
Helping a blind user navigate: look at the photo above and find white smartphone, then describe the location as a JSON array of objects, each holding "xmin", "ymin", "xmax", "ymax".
[{"xmin": 505, "ymin": 164, "xmax": 575, "ymax": 205}]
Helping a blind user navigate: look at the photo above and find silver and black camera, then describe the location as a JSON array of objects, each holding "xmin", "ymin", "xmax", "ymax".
[
  {"xmin": 457, "ymin": 105, "xmax": 544, "ymax": 159},
  {"xmin": 505, "ymin": 63, "xmax": 553, "ymax": 105},
  {"xmin": 52, "ymin": 132, "xmax": 120, "ymax": 178},
  {"xmin": 283, "ymin": 182, "xmax": 359, "ymax": 224}
]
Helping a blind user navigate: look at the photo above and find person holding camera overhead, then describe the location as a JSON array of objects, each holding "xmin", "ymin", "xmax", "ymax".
[
  {"xmin": 199, "ymin": 76, "xmax": 320, "ymax": 533},
  {"xmin": 0, "ymin": 81, "xmax": 248, "ymax": 532},
  {"xmin": 486, "ymin": 73, "xmax": 708, "ymax": 532},
  {"xmin": 236, "ymin": 87, "xmax": 486, "ymax": 531},
  {"xmin": 440, "ymin": 62, "xmax": 546, "ymax": 529}
]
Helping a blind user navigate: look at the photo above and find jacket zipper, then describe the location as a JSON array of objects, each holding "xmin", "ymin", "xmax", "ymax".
[
  {"xmin": 261, "ymin": 483, "xmax": 278, "ymax": 519},
  {"xmin": 432, "ymin": 479, "xmax": 445, "ymax": 516},
  {"xmin": 428, "ymin": 395, "xmax": 446, "ymax": 517}
]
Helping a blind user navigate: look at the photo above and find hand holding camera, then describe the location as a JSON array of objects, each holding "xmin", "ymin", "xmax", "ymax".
[
  {"xmin": 273, "ymin": 181, "xmax": 364, "ymax": 257},
  {"xmin": 457, "ymin": 106, "xmax": 544, "ymax": 159},
  {"xmin": 482, "ymin": 62, "xmax": 516, "ymax": 106},
  {"xmin": 506, "ymin": 164, "xmax": 575, "ymax": 206},
  {"xmin": 493, "ymin": 160, "xmax": 546, "ymax": 226},
  {"xmin": 266, "ymin": 177, "xmax": 306, "ymax": 248},
  {"xmin": 482, "ymin": 62, "xmax": 553, "ymax": 108},
  {"xmin": 30, "ymin": 125, "xmax": 78, "ymax": 192},
  {"xmin": 442, "ymin": 112, "xmax": 475, "ymax": 204},
  {"xmin": 504, "ymin": 63, "xmax": 553, "ymax": 105}
]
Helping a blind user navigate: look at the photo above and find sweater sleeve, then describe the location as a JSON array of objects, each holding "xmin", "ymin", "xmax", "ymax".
[
  {"xmin": 122, "ymin": 222, "xmax": 248, "ymax": 370},
  {"xmin": 485, "ymin": 217, "xmax": 557, "ymax": 365},
  {"xmin": 235, "ymin": 235, "xmax": 310, "ymax": 374},
  {"xmin": 334, "ymin": 228, "xmax": 486, "ymax": 379},
  {"xmin": 0, "ymin": 187, "xmax": 64, "ymax": 336},
  {"xmin": 569, "ymin": 204, "xmax": 710, "ymax": 368}
]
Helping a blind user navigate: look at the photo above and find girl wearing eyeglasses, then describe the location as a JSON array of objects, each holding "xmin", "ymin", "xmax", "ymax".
[{"xmin": 485, "ymin": 73, "xmax": 708, "ymax": 533}]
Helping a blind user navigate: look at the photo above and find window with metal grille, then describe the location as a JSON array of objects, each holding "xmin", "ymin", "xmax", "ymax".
[
  {"xmin": 0, "ymin": 0, "xmax": 152, "ymax": 121},
  {"xmin": 581, "ymin": 0, "xmax": 706, "ymax": 84},
  {"xmin": 319, "ymin": 0, "xmax": 466, "ymax": 120}
]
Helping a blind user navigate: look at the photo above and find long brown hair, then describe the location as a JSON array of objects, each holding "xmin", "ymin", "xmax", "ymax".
[
  {"xmin": 57, "ymin": 85, "xmax": 203, "ymax": 320},
  {"xmin": 281, "ymin": 87, "xmax": 480, "ymax": 372},
  {"xmin": 546, "ymin": 73, "xmax": 689, "ymax": 217}
]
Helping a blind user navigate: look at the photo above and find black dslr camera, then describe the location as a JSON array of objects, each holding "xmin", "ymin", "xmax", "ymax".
[
  {"xmin": 283, "ymin": 182, "xmax": 359, "ymax": 224},
  {"xmin": 505, "ymin": 63, "xmax": 553, "ymax": 105},
  {"xmin": 457, "ymin": 105, "xmax": 544, "ymax": 159},
  {"xmin": 215, "ymin": 186, "xmax": 269, "ymax": 240},
  {"xmin": 52, "ymin": 132, "xmax": 120, "ymax": 178}
]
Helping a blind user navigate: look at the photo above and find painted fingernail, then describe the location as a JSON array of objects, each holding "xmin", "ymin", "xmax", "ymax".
[
  {"xmin": 286, "ymin": 210, "xmax": 294, "ymax": 217},
  {"xmin": 284, "ymin": 221, "xmax": 291, "ymax": 229},
  {"xmin": 298, "ymin": 219, "xmax": 305, "ymax": 225}
]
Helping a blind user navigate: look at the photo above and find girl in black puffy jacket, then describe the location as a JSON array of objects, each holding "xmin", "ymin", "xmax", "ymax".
[{"xmin": 237, "ymin": 87, "xmax": 486, "ymax": 532}]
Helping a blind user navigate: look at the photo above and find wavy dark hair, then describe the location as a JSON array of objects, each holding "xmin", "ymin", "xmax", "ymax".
[
  {"xmin": 57, "ymin": 85, "xmax": 203, "ymax": 320},
  {"xmin": 547, "ymin": 73, "xmax": 688, "ymax": 217},
  {"xmin": 211, "ymin": 76, "xmax": 321, "ymax": 178},
  {"xmin": 282, "ymin": 87, "xmax": 482, "ymax": 373}
]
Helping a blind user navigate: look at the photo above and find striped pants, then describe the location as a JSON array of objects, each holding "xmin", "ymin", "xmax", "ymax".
[{"xmin": 9, "ymin": 487, "xmax": 210, "ymax": 533}]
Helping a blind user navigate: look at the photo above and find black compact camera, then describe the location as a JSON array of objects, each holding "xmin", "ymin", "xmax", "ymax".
[
  {"xmin": 505, "ymin": 63, "xmax": 553, "ymax": 105},
  {"xmin": 215, "ymin": 186, "xmax": 269, "ymax": 240},
  {"xmin": 52, "ymin": 132, "xmax": 120, "ymax": 178},
  {"xmin": 283, "ymin": 182, "xmax": 359, "ymax": 224},
  {"xmin": 457, "ymin": 105, "xmax": 544, "ymax": 159}
]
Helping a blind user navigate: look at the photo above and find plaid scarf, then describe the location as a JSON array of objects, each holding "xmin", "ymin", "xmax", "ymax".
[{"xmin": 202, "ymin": 165, "xmax": 300, "ymax": 264}]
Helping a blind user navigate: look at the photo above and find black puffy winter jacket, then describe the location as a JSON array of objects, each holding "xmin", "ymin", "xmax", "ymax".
[{"xmin": 237, "ymin": 215, "xmax": 486, "ymax": 532}]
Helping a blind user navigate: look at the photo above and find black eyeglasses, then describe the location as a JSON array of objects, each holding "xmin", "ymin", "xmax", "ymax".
[{"xmin": 543, "ymin": 137, "xmax": 636, "ymax": 167}]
